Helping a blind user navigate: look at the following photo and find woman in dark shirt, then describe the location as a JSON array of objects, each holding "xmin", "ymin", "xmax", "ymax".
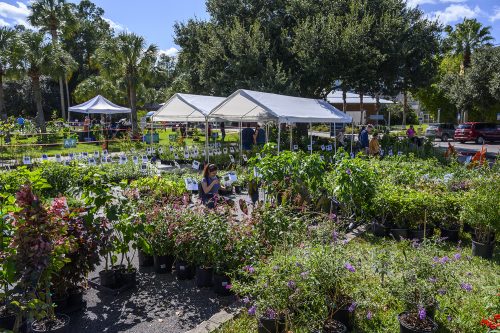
[{"xmin": 201, "ymin": 164, "xmax": 225, "ymax": 208}]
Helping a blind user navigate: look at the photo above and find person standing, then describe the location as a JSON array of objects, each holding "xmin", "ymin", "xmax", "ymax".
[
  {"xmin": 200, "ymin": 164, "xmax": 225, "ymax": 208},
  {"xmin": 241, "ymin": 123, "xmax": 255, "ymax": 150},
  {"xmin": 359, "ymin": 125, "xmax": 372, "ymax": 153},
  {"xmin": 369, "ymin": 132, "xmax": 380, "ymax": 156},
  {"xmin": 17, "ymin": 116, "xmax": 25, "ymax": 132},
  {"xmin": 406, "ymin": 125, "xmax": 416, "ymax": 143},
  {"xmin": 336, "ymin": 128, "xmax": 345, "ymax": 148},
  {"xmin": 253, "ymin": 124, "xmax": 266, "ymax": 146},
  {"xmin": 220, "ymin": 122, "xmax": 226, "ymax": 142}
]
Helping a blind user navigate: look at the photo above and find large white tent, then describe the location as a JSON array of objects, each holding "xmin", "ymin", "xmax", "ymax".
[
  {"xmin": 327, "ymin": 90, "xmax": 394, "ymax": 105},
  {"xmin": 151, "ymin": 93, "xmax": 226, "ymax": 122},
  {"xmin": 68, "ymin": 95, "xmax": 131, "ymax": 119},
  {"xmin": 209, "ymin": 89, "xmax": 352, "ymax": 123}
]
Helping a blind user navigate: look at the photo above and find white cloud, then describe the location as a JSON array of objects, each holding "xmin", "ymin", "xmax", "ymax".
[
  {"xmin": 490, "ymin": 8, "xmax": 500, "ymax": 22},
  {"xmin": 406, "ymin": 0, "xmax": 436, "ymax": 8},
  {"xmin": 0, "ymin": 17, "xmax": 9, "ymax": 26},
  {"xmin": 429, "ymin": 4, "xmax": 481, "ymax": 24},
  {"xmin": 0, "ymin": 1, "xmax": 32, "ymax": 28},
  {"xmin": 440, "ymin": 0, "xmax": 467, "ymax": 3},
  {"xmin": 159, "ymin": 47, "xmax": 179, "ymax": 57},
  {"xmin": 103, "ymin": 17, "xmax": 125, "ymax": 32}
]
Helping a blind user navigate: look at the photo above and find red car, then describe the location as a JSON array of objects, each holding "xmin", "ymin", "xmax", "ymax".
[{"xmin": 454, "ymin": 122, "xmax": 500, "ymax": 144}]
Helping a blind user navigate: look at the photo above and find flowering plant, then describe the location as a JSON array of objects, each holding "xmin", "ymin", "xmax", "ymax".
[{"xmin": 481, "ymin": 314, "xmax": 500, "ymax": 332}]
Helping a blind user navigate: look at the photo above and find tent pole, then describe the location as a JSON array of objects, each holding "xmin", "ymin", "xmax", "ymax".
[
  {"xmin": 309, "ymin": 122, "xmax": 313, "ymax": 155},
  {"xmin": 277, "ymin": 121, "xmax": 281, "ymax": 153},
  {"xmin": 334, "ymin": 123, "xmax": 337, "ymax": 155},
  {"xmin": 289, "ymin": 123, "xmax": 292, "ymax": 151},
  {"xmin": 205, "ymin": 117, "xmax": 209, "ymax": 163},
  {"xmin": 239, "ymin": 120, "xmax": 242, "ymax": 165},
  {"xmin": 265, "ymin": 123, "xmax": 269, "ymax": 143},
  {"xmin": 351, "ymin": 121, "xmax": 354, "ymax": 154}
]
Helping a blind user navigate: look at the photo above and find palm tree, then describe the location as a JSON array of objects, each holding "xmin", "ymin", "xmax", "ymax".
[
  {"xmin": 444, "ymin": 18, "xmax": 494, "ymax": 71},
  {"xmin": 96, "ymin": 33, "xmax": 158, "ymax": 132},
  {"xmin": 28, "ymin": 0, "xmax": 71, "ymax": 120},
  {"xmin": 17, "ymin": 31, "xmax": 75, "ymax": 132},
  {"xmin": 0, "ymin": 27, "xmax": 17, "ymax": 120}
]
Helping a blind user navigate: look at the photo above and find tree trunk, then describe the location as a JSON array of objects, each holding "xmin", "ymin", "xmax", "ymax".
[
  {"xmin": 342, "ymin": 88, "xmax": 347, "ymax": 112},
  {"xmin": 0, "ymin": 72, "xmax": 6, "ymax": 120},
  {"xmin": 32, "ymin": 75, "xmax": 46, "ymax": 132},
  {"xmin": 129, "ymin": 82, "xmax": 138, "ymax": 133},
  {"xmin": 462, "ymin": 46, "xmax": 471, "ymax": 70},
  {"xmin": 403, "ymin": 91, "xmax": 408, "ymax": 126},
  {"xmin": 65, "ymin": 75, "xmax": 71, "ymax": 107},
  {"xmin": 375, "ymin": 95, "xmax": 381, "ymax": 126},
  {"xmin": 359, "ymin": 93, "xmax": 364, "ymax": 125},
  {"xmin": 50, "ymin": 28, "xmax": 66, "ymax": 120}
]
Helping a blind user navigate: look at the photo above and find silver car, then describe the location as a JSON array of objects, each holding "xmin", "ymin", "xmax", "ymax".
[{"xmin": 425, "ymin": 123, "xmax": 456, "ymax": 141}]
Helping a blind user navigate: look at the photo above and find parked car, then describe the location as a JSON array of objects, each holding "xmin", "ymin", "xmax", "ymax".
[
  {"xmin": 425, "ymin": 123, "xmax": 456, "ymax": 141},
  {"xmin": 454, "ymin": 122, "xmax": 500, "ymax": 144}
]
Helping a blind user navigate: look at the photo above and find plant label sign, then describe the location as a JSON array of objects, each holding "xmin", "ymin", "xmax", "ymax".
[
  {"xmin": 169, "ymin": 134, "xmax": 177, "ymax": 141},
  {"xmin": 158, "ymin": 147, "xmax": 164, "ymax": 154},
  {"xmin": 69, "ymin": 153, "xmax": 74, "ymax": 160},
  {"xmin": 42, "ymin": 154, "xmax": 48, "ymax": 161},
  {"xmin": 350, "ymin": 152, "xmax": 355, "ymax": 159},
  {"xmin": 243, "ymin": 154, "xmax": 248, "ymax": 162},
  {"xmin": 169, "ymin": 145, "xmax": 174, "ymax": 152},
  {"xmin": 209, "ymin": 150, "xmax": 214, "ymax": 156},
  {"xmin": 229, "ymin": 155, "xmax": 235, "ymax": 163},
  {"xmin": 320, "ymin": 155, "xmax": 324, "ymax": 161},
  {"xmin": 184, "ymin": 152, "xmax": 190, "ymax": 159},
  {"xmin": 64, "ymin": 160, "xmax": 71, "ymax": 166},
  {"xmin": 321, "ymin": 145, "xmax": 325, "ymax": 151},
  {"xmin": 88, "ymin": 158, "xmax": 97, "ymax": 165},
  {"xmin": 82, "ymin": 152, "xmax": 88, "ymax": 158},
  {"xmin": 223, "ymin": 148, "xmax": 228, "ymax": 154},
  {"xmin": 55, "ymin": 154, "xmax": 62, "ymax": 162},
  {"xmin": 146, "ymin": 147, "xmax": 152, "ymax": 154},
  {"xmin": 192, "ymin": 160, "xmax": 200, "ymax": 170},
  {"xmin": 103, "ymin": 150, "xmax": 108, "ymax": 156},
  {"xmin": 293, "ymin": 145, "xmax": 298, "ymax": 150},
  {"xmin": 174, "ymin": 161, "xmax": 181, "ymax": 169},
  {"xmin": 100, "ymin": 157, "xmax": 107, "ymax": 164},
  {"xmin": 326, "ymin": 145, "xmax": 332, "ymax": 151},
  {"xmin": 229, "ymin": 147, "xmax": 235, "ymax": 153},
  {"xmin": 94, "ymin": 151, "xmax": 99, "ymax": 157},
  {"xmin": 216, "ymin": 142, "xmax": 221, "ymax": 148},
  {"xmin": 307, "ymin": 145, "xmax": 312, "ymax": 151},
  {"xmin": 398, "ymin": 151, "xmax": 403, "ymax": 156},
  {"xmin": 142, "ymin": 156, "xmax": 149, "ymax": 163},
  {"xmin": 174, "ymin": 153, "xmax": 179, "ymax": 160},
  {"xmin": 379, "ymin": 149, "xmax": 384, "ymax": 156},
  {"xmin": 228, "ymin": 172, "xmax": 237, "ymax": 182},
  {"xmin": 140, "ymin": 164, "xmax": 148, "ymax": 172},
  {"xmin": 388, "ymin": 149, "xmax": 393, "ymax": 156},
  {"xmin": 23, "ymin": 156, "xmax": 31, "ymax": 165},
  {"xmin": 185, "ymin": 178, "xmax": 198, "ymax": 191}
]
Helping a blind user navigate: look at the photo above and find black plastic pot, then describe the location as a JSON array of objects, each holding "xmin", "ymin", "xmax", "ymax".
[
  {"xmin": 390, "ymin": 228, "xmax": 409, "ymax": 241},
  {"xmin": 154, "ymin": 255, "xmax": 174, "ymax": 274},
  {"xmin": 371, "ymin": 223, "xmax": 388, "ymax": 237},
  {"xmin": 112, "ymin": 264, "xmax": 126, "ymax": 286},
  {"xmin": 99, "ymin": 270, "xmax": 116, "ymax": 288},
  {"xmin": 440, "ymin": 228, "xmax": 459, "ymax": 242},
  {"xmin": 472, "ymin": 240, "xmax": 495, "ymax": 259},
  {"xmin": 409, "ymin": 228, "xmax": 433, "ymax": 241},
  {"xmin": 398, "ymin": 312, "xmax": 438, "ymax": 333},
  {"xmin": 321, "ymin": 319, "xmax": 348, "ymax": 333},
  {"xmin": 122, "ymin": 268, "xmax": 137, "ymax": 286},
  {"xmin": 196, "ymin": 267, "xmax": 214, "ymax": 287},
  {"xmin": 213, "ymin": 273, "xmax": 232, "ymax": 296},
  {"xmin": 175, "ymin": 260, "xmax": 195, "ymax": 280},
  {"xmin": 234, "ymin": 185, "xmax": 242, "ymax": 194},
  {"xmin": 52, "ymin": 294, "xmax": 69, "ymax": 312},
  {"xmin": 67, "ymin": 287, "xmax": 84, "ymax": 308},
  {"xmin": 138, "ymin": 250, "xmax": 154, "ymax": 267},
  {"xmin": 332, "ymin": 307, "xmax": 354, "ymax": 331},
  {"xmin": 258, "ymin": 316, "xmax": 286, "ymax": 333},
  {"xmin": 0, "ymin": 311, "xmax": 15, "ymax": 331},
  {"xmin": 32, "ymin": 313, "xmax": 70, "ymax": 333}
]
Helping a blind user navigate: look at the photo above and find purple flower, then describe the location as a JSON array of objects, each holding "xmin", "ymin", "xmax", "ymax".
[
  {"xmin": 453, "ymin": 253, "xmax": 461, "ymax": 261},
  {"xmin": 438, "ymin": 288, "xmax": 447, "ymax": 296},
  {"xmin": 344, "ymin": 262, "xmax": 356, "ymax": 273},
  {"xmin": 433, "ymin": 256, "xmax": 439, "ymax": 263},
  {"xmin": 295, "ymin": 262, "xmax": 303, "ymax": 268},
  {"xmin": 346, "ymin": 168, "xmax": 351, "ymax": 175},
  {"xmin": 447, "ymin": 315, "xmax": 452, "ymax": 322},
  {"xmin": 244, "ymin": 265, "xmax": 255, "ymax": 274},
  {"xmin": 418, "ymin": 307, "xmax": 426, "ymax": 320},
  {"xmin": 332, "ymin": 231, "xmax": 338, "ymax": 241},
  {"xmin": 300, "ymin": 271, "xmax": 309, "ymax": 279},
  {"xmin": 439, "ymin": 256, "xmax": 450, "ymax": 264},
  {"xmin": 287, "ymin": 280, "xmax": 296, "ymax": 290},
  {"xmin": 225, "ymin": 284, "xmax": 232, "ymax": 290},
  {"xmin": 428, "ymin": 277, "xmax": 437, "ymax": 283},
  {"xmin": 348, "ymin": 302, "xmax": 357, "ymax": 313},
  {"xmin": 248, "ymin": 306, "xmax": 256, "ymax": 316},
  {"xmin": 266, "ymin": 309, "xmax": 277, "ymax": 319},
  {"xmin": 366, "ymin": 311, "xmax": 373, "ymax": 320},
  {"xmin": 460, "ymin": 282, "xmax": 472, "ymax": 292},
  {"xmin": 242, "ymin": 297, "xmax": 250, "ymax": 304}
]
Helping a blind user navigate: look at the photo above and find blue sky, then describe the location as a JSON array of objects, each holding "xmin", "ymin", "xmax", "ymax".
[{"xmin": 0, "ymin": 0, "xmax": 499, "ymax": 56}]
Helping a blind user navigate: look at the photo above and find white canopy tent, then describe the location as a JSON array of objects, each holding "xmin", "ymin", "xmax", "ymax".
[
  {"xmin": 68, "ymin": 95, "xmax": 131, "ymax": 119},
  {"xmin": 151, "ymin": 93, "xmax": 226, "ymax": 162},
  {"xmin": 208, "ymin": 89, "xmax": 353, "ymax": 154}
]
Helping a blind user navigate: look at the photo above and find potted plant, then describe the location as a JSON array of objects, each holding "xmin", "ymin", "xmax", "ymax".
[
  {"xmin": 460, "ymin": 175, "xmax": 499, "ymax": 259},
  {"xmin": 435, "ymin": 192, "xmax": 461, "ymax": 243},
  {"xmin": 148, "ymin": 207, "xmax": 176, "ymax": 275},
  {"xmin": 11, "ymin": 185, "xmax": 71, "ymax": 333}
]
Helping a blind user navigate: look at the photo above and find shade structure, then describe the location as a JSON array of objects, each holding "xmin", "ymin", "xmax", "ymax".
[
  {"xmin": 152, "ymin": 93, "xmax": 226, "ymax": 122},
  {"xmin": 208, "ymin": 89, "xmax": 352, "ymax": 123},
  {"xmin": 327, "ymin": 91, "xmax": 394, "ymax": 105},
  {"xmin": 68, "ymin": 95, "xmax": 131, "ymax": 115}
]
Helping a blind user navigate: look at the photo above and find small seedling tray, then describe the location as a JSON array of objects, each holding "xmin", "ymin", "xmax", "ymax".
[{"xmin": 88, "ymin": 277, "xmax": 136, "ymax": 296}]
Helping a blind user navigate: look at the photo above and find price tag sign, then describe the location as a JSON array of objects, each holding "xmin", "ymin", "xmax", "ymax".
[
  {"xmin": 146, "ymin": 147, "xmax": 152, "ymax": 154},
  {"xmin": 293, "ymin": 145, "xmax": 298, "ymax": 150},
  {"xmin": 103, "ymin": 150, "xmax": 108, "ymax": 156},
  {"xmin": 140, "ymin": 163, "xmax": 148, "ymax": 172},
  {"xmin": 321, "ymin": 145, "xmax": 325, "ymax": 151},
  {"xmin": 209, "ymin": 150, "xmax": 213, "ymax": 156},
  {"xmin": 326, "ymin": 145, "xmax": 332, "ymax": 151},
  {"xmin": 229, "ymin": 155, "xmax": 235, "ymax": 163},
  {"xmin": 23, "ymin": 156, "xmax": 31, "ymax": 165},
  {"xmin": 133, "ymin": 156, "xmax": 139, "ymax": 164},
  {"xmin": 192, "ymin": 160, "xmax": 200, "ymax": 170},
  {"xmin": 184, "ymin": 152, "xmax": 190, "ymax": 159},
  {"xmin": 223, "ymin": 148, "xmax": 228, "ymax": 154},
  {"xmin": 94, "ymin": 151, "xmax": 99, "ymax": 157},
  {"xmin": 184, "ymin": 178, "xmax": 198, "ymax": 191},
  {"xmin": 142, "ymin": 155, "xmax": 149, "ymax": 163},
  {"xmin": 174, "ymin": 153, "xmax": 179, "ymax": 160},
  {"xmin": 42, "ymin": 154, "xmax": 48, "ymax": 161},
  {"xmin": 82, "ymin": 152, "xmax": 88, "ymax": 158},
  {"xmin": 88, "ymin": 158, "xmax": 97, "ymax": 166},
  {"xmin": 55, "ymin": 154, "xmax": 62, "ymax": 162},
  {"xmin": 169, "ymin": 145, "xmax": 174, "ymax": 152}
]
